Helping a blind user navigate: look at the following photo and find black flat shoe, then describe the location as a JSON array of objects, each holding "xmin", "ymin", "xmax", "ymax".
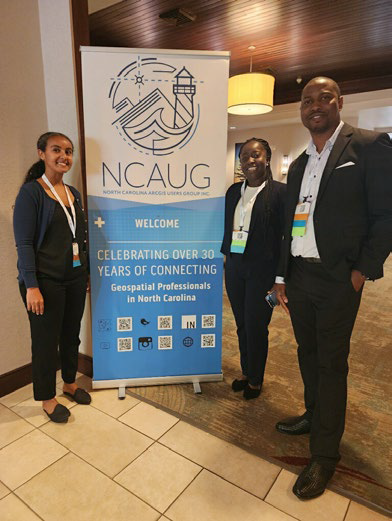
[
  {"xmin": 292, "ymin": 461, "xmax": 334, "ymax": 500},
  {"xmin": 276, "ymin": 414, "xmax": 311, "ymax": 435},
  {"xmin": 44, "ymin": 404, "xmax": 70, "ymax": 423},
  {"xmin": 64, "ymin": 388, "xmax": 91, "ymax": 405},
  {"xmin": 231, "ymin": 379, "xmax": 248, "ymax": 392},
  {"xmin": 243, "ymin": 384, "xmax": 261, "ymax": 400}
]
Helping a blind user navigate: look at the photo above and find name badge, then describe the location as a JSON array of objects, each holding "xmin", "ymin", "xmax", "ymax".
[
  {"xmin": 291, "ymin": 201, "xmax": 311, "ymax": 237},
  {"xmin": 230, "ymin": 230, "xmax": 248, "ymax": 254},
  {"xmin": 72, "ymin": 241, "xmax": 81, "ymax": 267}
]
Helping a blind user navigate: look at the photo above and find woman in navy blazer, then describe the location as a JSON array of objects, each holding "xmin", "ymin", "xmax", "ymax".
[
  {"xmin": 13, "ymin": 132, "xmax": 91, "ymax": 423},
  {"xmin": 221, "ymin": 138, "xmax": 286, "ymax": 399}
]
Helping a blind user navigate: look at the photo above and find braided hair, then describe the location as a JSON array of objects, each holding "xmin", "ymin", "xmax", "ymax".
[
  {"xmin": 238, "ymin": 137, "xmax": 272, "ymax": 176},
  {"xmin": 238, "ymin": 137, "xmax": 274, "ymax": 232},
  {"xmin": 23, "ymin": 132, "xmax": 73, "ymax": 184}
]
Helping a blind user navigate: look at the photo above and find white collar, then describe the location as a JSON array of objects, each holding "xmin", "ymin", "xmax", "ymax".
[{"xmin": 306, "ymin": 120, "xmax": 344, "ymax": 156}]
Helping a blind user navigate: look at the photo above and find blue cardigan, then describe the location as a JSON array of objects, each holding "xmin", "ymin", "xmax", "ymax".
[{"xmin": 13, "ymin": 180, "xmax": 86, "ymax": 288}]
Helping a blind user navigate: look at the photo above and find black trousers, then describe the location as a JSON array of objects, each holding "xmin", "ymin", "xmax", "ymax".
[
  {"xmin": 286, "ymin": 257, "xmax": 363, "ymax": 468},
  {"xmin": 225, "ymin": 254, "xmax": 274, "ymax": 386},
  {"xmin": 20, "ymin": 274, "xmax": 88, "ymax": 401}
]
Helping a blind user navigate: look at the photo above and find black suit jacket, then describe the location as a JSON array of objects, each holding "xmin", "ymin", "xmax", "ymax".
[
  {"xmin": 279, "ymin": 123, "xmax": 392, "ymax": 281},
  {"xmin": 221, "ymin": 180, "xmax": 286, "ymax": 270}
]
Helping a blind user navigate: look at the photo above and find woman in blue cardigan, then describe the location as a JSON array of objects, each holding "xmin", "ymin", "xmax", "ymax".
[{"xmin": 13, "ymin": 132, "xmax": 91, "ymax": 423}]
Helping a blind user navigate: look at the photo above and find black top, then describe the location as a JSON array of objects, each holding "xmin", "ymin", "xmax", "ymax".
[
  {"xmin": 221, "ymin": 180, "xmax": 286, "ymax": 269},
  {"xmin": 36, "ymin": 201, "xmax": 87, "ymax": 281},
  {"xmin": 13, "ymin": 181, "xmax": 86, "ymax": 288}
]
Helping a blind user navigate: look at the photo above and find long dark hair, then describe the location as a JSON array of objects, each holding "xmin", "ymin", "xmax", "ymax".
[{"xmin": 23, "ymin": 132, "xmax": 74, "ymax": 184}]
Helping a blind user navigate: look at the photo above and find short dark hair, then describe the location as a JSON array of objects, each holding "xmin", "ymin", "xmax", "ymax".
[{"xmin": 302, "ymin": 76, "xmax": 341, "ymax": 98}]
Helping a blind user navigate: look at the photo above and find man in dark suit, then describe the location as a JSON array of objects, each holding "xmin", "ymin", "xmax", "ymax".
[{"xmin": 274, "ymin": 77, "xmax": 392, "ymax": 499}]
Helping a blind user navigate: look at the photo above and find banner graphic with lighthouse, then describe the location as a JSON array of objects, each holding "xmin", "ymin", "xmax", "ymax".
[{"xmin": 81, "ymin": 47, "xmax": 230, "ymax": 388}]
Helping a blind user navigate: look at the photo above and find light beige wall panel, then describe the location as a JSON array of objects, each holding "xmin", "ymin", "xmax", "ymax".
[
  {"xmin": 38, "ymin": 0, "xmax": 91, "ymax": 357},
  {"xmin": 38, "ymin": 0, "xmax": 82, "ymax": 194},
  {"xmin": 0, "ymin": 0, "xmax": 48, "ymax": 374}
]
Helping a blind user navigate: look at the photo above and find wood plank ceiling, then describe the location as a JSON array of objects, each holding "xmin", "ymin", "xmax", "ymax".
[{"xmin": 89, "ymin": 0, "xmax": 392, "ymax": 104}]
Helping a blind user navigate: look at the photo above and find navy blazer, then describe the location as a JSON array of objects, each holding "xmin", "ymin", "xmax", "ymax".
[
  {"xmin": 13, "ymin": 181, "xmax": 86, "ymax": 288},
  {"xmin": 221, "ymin": 179, "xmax": 286, "ymax": 270},
  {"xmin": 278, "ymin": 124, "xmax": 392, "ymax": 281}
]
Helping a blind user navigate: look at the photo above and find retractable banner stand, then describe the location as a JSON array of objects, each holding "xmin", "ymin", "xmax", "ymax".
[{"xmin": 81, "ymin": 47, "xmax": 230, "ymax": 390}]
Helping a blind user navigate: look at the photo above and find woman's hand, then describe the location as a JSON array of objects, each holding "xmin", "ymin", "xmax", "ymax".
[
  {"xmin": 26, "ymin": 287, "xmax": 44, "ymax": 315},
  {"xmin": 271, "ymin": 283, "xmax": 289, "ymax": 315},
  {"xmin": 351, "ymin": 269, "xmax": 366, "ymax": 292}
]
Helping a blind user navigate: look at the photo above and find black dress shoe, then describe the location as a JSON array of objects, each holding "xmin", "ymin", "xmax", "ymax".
[
  {"xmin": 275, "ymin": 414, "xmax": 311, "ymax": 435},
  {"xmin": 231, "ymin": 379, "xmax": 248, "ymax": 392},
  {"xmin": 44, "ymin": 404, "xmax": 70, "ymax": 423},
  {"xmin": 292, "ymin": 461, "xmax": 335, "ymax": 500},
  {"xmin": 243, "ymin": 384, "xmax": 261, "ymax": 400},
  {"xmin": 64, "ymin": 388, "xmax": 91, "ymax": 405}
]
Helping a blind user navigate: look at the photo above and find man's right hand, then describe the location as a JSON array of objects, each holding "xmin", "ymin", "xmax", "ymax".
[
  {"xmin": 26, "ymin": 287, "xmax": 44, "ymax": 315},
  {"xmin": 271, "ymin": 283, "xmax": 289, "ymax": 315}
]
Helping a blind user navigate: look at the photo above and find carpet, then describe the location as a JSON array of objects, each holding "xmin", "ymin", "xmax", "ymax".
[{"xmin": 128, "ymin": 257, "xmax": 392, "ymax": 513}]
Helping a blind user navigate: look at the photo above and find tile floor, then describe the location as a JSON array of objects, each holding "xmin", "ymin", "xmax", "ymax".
[{"xmin": 0, "ymin": 373, "xmax": 389, "ymax": 521}]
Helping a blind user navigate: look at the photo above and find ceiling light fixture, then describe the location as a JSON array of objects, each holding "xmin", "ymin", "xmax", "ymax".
[{"xmin": 228, "ymin": 46, "xmax": 275, "ymax": 115}]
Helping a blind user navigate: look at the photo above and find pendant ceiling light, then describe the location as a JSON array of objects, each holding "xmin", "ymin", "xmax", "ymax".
[{"xmin": 228, "ymin": 47, "xmax": 275, "ymax": 115}]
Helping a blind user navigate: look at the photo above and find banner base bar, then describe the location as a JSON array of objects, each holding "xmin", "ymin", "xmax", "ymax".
[{"xmin": 92, "ymin": 373, "xmax": 223, "ymax": 390}]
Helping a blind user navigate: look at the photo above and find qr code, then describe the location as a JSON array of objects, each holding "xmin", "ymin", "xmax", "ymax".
[
  {"xmin": 117, "ymin": 317, "xmax": 132, "ymax": 331},
  {"xmin": 158, "ymin": 316, "xmax": 172, "ymax": 330},
  {"xmin": 158, "ymin": 336, "xmax": 173, "ymax": 350},
  {"xmin": 201, "ymin": 334, "xmax": 215, "ymax": 348},
  {"xmin": 98, "ymin": 319, "xmax": 111, "ymax": 332},
  {"xmin": 202, "ymin": 314, "xmax": 216, "ymax": 328},
  {"xmin": 117, "ymin": 338, "xmax": 133, "ymax": 352}
]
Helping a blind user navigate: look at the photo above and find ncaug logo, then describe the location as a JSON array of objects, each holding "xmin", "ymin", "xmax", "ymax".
[{"xmin": 109, "ymin": 56, "xmax": 201, "ymax": 156}]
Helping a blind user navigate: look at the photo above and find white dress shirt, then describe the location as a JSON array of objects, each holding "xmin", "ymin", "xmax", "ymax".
[
  {"xmin": 275, "ymin": 120, "xmax": 344, "ymax": 283},
  {"xmin": 291, "ymin": 120, "xmax": 344, "ymax": 257},
  {"xmin": 233, "ymin": 184, "xmax": 262, "ymax": 232}
]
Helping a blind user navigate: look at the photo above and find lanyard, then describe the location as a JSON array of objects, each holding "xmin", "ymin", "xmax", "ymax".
[
  {"xmin": 239, "ymin": 180, "xmax": 266, "ymax": 230},
  {"xmin": 42, "ymin": 174, "xmax": 77, "ymax": 239}
]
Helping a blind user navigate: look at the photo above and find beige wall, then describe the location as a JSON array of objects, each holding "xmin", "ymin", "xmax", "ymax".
[
  {"xmin": 38, "ymin": 0, "xmax": 92, "ymax": 358},
  {"xmin": 0, "ymin": 0, "xmax": 91, "ymax": 377},
  {"xmin": 38, "ymin": 0, "xmax": 82, "ymax": 193},
  {"xmin": 0, "ymin": 0, "xmax": 48, "ymax": 375}
]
